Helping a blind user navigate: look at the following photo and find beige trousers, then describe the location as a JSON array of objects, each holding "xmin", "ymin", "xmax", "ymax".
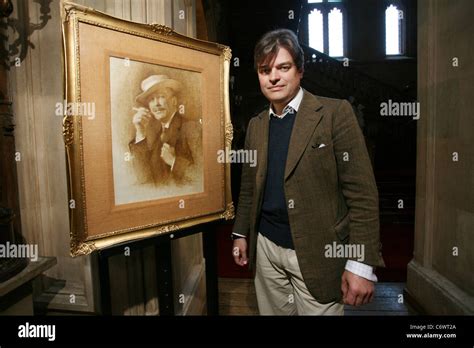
[{"xmin": 254, "ymin": 233, "xmax": 344, "ymax": 315}]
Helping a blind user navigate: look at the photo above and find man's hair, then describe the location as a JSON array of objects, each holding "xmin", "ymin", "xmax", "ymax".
[{"xmin": 254, "ymin": 29, "xmax": 304, "ymax": 72}]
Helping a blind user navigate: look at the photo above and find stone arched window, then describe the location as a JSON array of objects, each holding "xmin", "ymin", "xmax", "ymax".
[
  {"xmin": 385, "ymin": 2, "xmax": 406, "ymax": 55},
  {"xmin": 306, "ymin": 0, "xmax": 345, "ymax": 57}
]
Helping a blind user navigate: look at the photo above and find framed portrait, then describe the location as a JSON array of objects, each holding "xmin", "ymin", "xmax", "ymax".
[{"xmin": 61, "ymin": 2, "xmax": 234, "ymax": 256}]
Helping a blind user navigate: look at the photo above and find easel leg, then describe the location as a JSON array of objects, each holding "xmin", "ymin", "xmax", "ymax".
[
  {"xmin": 203, "ymin": 228, "xmax": 219, "ymax": 315},
  {"xmin": 156, "ymin": 238, "xmax": 174, "ymax": 315},
  {"xmin": 98, "ymin": 250, "xmax": 112, "ymax": 315}
]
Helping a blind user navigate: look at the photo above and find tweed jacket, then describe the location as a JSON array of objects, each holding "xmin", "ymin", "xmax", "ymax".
[{"xmin": 233, "ymin": 89, "xmax": 385, "ymax": 303}]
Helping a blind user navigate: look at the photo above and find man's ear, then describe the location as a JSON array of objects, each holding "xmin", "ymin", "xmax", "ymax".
[{"xmin": 172, "ymin": 96, "xmax": 178, "ymax": 107}]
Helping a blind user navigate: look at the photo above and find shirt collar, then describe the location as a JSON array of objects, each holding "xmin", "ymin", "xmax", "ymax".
[
  {"xmin": 269, "ymin": 87, "xmax": 303, "ymax": 119},
  {"xmin": 161, "ymin": 111, "xmax": 177, "ymax": 129}
]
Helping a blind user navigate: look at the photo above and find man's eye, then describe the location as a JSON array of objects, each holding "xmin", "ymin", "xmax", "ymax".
[
  {"xmin": 259, "ymin": 68, "xmax": 270, "ymax": 74},
  {"xmin": 280, "ymin": 66, "xmax": 290, "ymax": 71}
]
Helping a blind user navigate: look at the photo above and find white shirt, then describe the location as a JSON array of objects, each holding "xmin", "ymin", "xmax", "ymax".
[
  {"xmin": 161, "ymin": 110, "xmax": 177, "ymax": 129},
  {"xmin": 234, "ymin": 87, "xmax": 377, "ymax": 282},
  {"xmin": 268, "ymin": 87, "xmax": 304, "ymax": 118},
  {"xmin": 160, "ymin": 111, "xmax": 177, "ymax": 169}
]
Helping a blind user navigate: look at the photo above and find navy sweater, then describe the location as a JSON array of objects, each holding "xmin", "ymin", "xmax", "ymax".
[{"xmin": 258, "ymin": 111, "xmax": 297, "ymax": 249}]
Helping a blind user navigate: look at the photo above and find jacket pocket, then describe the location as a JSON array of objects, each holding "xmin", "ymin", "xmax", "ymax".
[
  {"xmin": 309, "ymin": 141, "xmax": 333, "ymax": 155},
  {"xmin": 333, "ymin": 212, "xmax": 350, "ymax": 241}
]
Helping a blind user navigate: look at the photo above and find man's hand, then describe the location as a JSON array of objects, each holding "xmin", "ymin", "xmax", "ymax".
[
  {"xmin": 232, "ymin": 238, "xmax": 248, "ymax": 266},
  {"xmin": 161, "ymin": 143, "xmax": 176, "ymax": 167},
  {"xmin": 133, "ymin": 107, "xmax": 151, "ymax": 141},
  {"xmin": 341, "ymin": 270, "xmax": 374, "ymax": 306}
]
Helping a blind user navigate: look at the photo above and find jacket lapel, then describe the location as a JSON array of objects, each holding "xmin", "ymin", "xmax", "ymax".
[
  {"xmin": 255, "ymin": 110, "xmax": 269, "ymax": 192},
  {"xmin": 284, "ymin": 90, "xmax": 325, "ymax": 180}
]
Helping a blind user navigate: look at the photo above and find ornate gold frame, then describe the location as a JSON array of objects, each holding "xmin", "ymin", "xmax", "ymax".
[{"xmin": 61, "ymin": 1, "xmax": 234, "ymax": 256}]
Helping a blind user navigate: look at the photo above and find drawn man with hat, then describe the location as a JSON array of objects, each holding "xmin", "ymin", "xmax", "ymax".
[{"xmin": 129, "ymin": 74, "xmax": 202, "ymax": 186}]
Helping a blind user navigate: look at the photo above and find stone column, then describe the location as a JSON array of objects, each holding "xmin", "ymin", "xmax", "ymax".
[{"xmin": 406, "ymin": 0, "xmax": 474, "ymax": 314}]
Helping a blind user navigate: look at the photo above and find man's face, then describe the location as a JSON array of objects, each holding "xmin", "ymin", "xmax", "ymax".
[
  {"xmin": 147, "ymin": 88, "xmax": 176, "ymax": 121},
  {"xmin": 257, "ymin": 47, "xmax": 302, "ymax": 108}
]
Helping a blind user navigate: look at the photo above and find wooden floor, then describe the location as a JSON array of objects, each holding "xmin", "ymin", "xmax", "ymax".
[{"xmin": 218, "ymin": 278, "xmax": 416, "ymax": 315}]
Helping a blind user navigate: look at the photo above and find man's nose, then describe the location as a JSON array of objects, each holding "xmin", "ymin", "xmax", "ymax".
[{"xmin": 269, "ymin": 68, "xmax": 280, "ymax": 84}]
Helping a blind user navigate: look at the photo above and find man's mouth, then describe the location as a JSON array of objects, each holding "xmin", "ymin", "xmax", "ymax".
[{"xmin": 268, "ymin": 85, "xmax": 284, "ymax": 91}]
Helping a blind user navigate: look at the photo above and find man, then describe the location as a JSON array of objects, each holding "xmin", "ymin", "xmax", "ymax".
[
  {"xmin": 130, "ymin": 74, "xmax": 201, "ymax": 186},
  {"xmin": 232, "ymin": 29, "xmax": 385, "ymax": 315}
]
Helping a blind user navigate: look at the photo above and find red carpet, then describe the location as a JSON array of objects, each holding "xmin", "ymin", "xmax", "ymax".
[
  {"xmin": 217, "ymin": 223, "xmax": 253, "ymax": 278},
  {"xmin": 376, "ymin": 222, "xmax": 414, "ymax": 282}
]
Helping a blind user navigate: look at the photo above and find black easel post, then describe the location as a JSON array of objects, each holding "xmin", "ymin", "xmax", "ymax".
[
  {"xmin": 97, "ymin": 249, "xmax": 112, "ymax": 315},
  {"xmin": 203, "ymin": 226, "xmax": 219, "ymax": 315},
  {"xmin": 155, "ymin": 237, "xmax": 174, "ymax": 315}
]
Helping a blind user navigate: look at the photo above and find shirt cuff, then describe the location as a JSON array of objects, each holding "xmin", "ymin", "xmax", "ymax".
[
  {"xmin": 345, "ymin": 260, "xmax": 378, "ymax": 282},
  {"xmin": 231, "ymin": 232, "xmax": 246, "ymax": 238}
]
